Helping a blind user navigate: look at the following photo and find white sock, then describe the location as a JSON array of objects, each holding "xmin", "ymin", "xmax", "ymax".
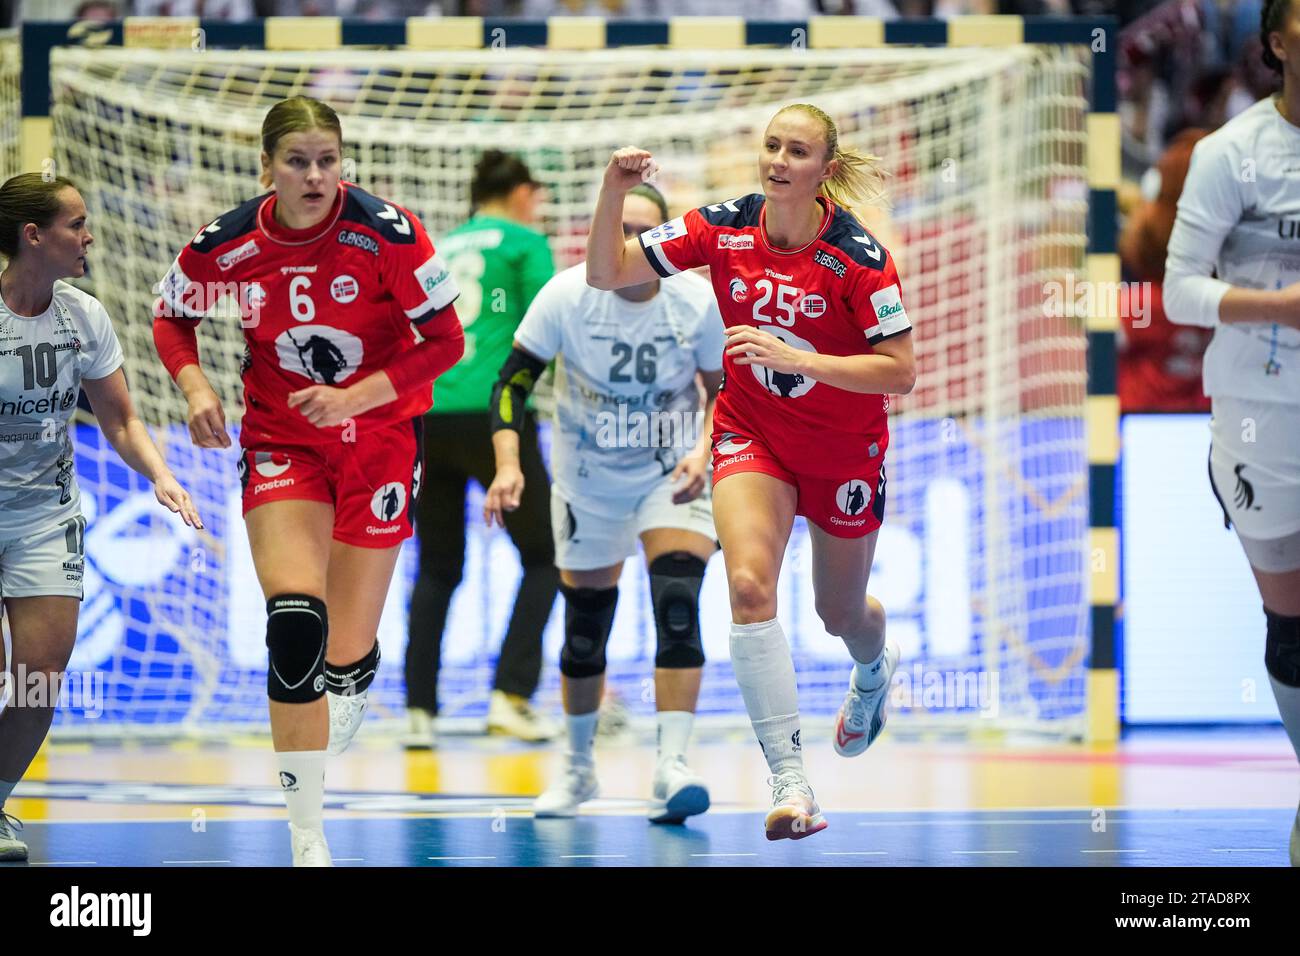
[
  {"xmin": 1269, "ymin": 676, "xmax": 1300, "ymax": 762},
  {"xmin": 853, "ymin": 644, "xmax": 889, "ymax": 692},
  {"xmin": 565, "ymin": 711, "xmax": 599, "ymax": 762},
  {"xmin": 0, "ymin": 778, "xmax": 16, "ymax": 809},
  {"xmin": 730, "ymin": 618, "xmax": 803, "ymax": 776},
  {"xmin": 277, "ymin": 750, "xmax": 326, "ymax": 830},
  {"xmin": 656, "ymin": 711, "xmax": 694, "ymax": 762}
]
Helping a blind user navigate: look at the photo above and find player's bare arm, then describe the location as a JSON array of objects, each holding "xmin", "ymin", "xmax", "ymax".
[
  {"xmin": 484, "ymin": 341, "xmax": 548, "ymax": 526},
  {"xmin": 81, "ymin": 369, "xmax": 203, "ymax": 528},
  {"xmin": 725, "ymin": 325, "xmax": 916, "ymax": 395},
  {"xmin": 670, "ymin": 368, "xmax": 723, "ymax": 504},
  {"xmin": 586, "ymin": 147, "xmax": 664, "ymax": 291}
]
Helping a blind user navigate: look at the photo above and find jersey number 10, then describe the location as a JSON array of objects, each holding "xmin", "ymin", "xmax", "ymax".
[{"xmin": 17, "ymin": 344, "xmax": 59, "ymax": 389}]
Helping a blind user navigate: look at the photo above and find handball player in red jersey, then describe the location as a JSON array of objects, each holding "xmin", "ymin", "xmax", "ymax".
[
  {"xmin": 152, "ymin": 96, "xmax": 463, "ymax": 865},
  {"xmin": 586, "ymin": 103, "xmax": 916, "ymax": 841}
]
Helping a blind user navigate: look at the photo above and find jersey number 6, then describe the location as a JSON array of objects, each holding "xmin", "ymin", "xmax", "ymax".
[{"xmin": 290, "ymin": 276, "xmax": 316, "ymax": 323}]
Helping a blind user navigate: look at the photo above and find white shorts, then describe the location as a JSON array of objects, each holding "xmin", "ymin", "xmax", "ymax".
[
  {"xmin": 1209, "ymin": 397, "xmax": 1300, "ymax": 567},
  {"xmin": 551, "ymin": 478, "xmax": 717, "ymax": 571},
  {"xmin": 0, "ymin": 517, "xmax": 86, "ymax": 600}
]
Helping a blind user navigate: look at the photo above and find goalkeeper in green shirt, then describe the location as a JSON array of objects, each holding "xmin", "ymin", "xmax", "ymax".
[{"xmin": 405, "ymin": 150, "xmax": 558, "ymax": 744}]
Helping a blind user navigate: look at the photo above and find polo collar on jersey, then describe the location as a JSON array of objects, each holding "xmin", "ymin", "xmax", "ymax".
[
  {"xmin": 258, "ymin": 182, "xmax": 346, "ymax": 246},
  {"xmin": 759, "ymin": 195, "xmax": 834, "ymax": 257}
]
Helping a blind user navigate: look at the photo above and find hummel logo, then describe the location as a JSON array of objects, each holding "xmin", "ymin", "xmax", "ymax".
[
  {"xmin": 279, "ymin": 772, "xmax": 297, "ymax": 788},
  {"xmin": 852, "ymin": 235, "xmax": 882, "ymax": 261},
  {"xmin": 791, "ymin": 730, "xmax": 802, "ymax": 751},
  {"xmin": 378, "ymin": 204, "xmax": 411, "ymax": 236}
]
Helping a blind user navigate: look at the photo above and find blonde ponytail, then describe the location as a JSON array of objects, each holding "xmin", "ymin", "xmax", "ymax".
[{"xmin": 774, "ymin": 103, "xmax": 889, "ymax": 216}]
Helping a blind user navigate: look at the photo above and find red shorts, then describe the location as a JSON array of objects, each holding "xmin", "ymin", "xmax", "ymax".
[
  {"xmin": 239, "ymin": 417, "xmax": 424, "ymax": 549},
  {"xmin": 711, "ymin": 428, "xmax": 886, "ymax": 539}
]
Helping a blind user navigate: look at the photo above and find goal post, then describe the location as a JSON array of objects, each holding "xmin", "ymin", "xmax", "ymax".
[{"xmin": 21, "ymin": 16, "xmax": 1118, "ymax": 740}]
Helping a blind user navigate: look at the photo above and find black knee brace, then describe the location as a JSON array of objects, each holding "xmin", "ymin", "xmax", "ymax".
[
  {"xmin": 559, "ymin": 584, "xmax": 618, "ymax": 679},
  {"xmin": 650, "ymin": 552, "xmax": 706, "ymax": 669},
  {"xmin": 1265, "ymin": 606, "xmax": 1300, "ymax": 687},
  {"xmin": 325, "ymin": 640, "xmax": 380, "ymax": 696},
  {"xmin": 266, "ymin": 594, "xmax": 328, "ymax": 704}
]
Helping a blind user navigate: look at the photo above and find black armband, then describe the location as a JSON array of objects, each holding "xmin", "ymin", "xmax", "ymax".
[{"xmin": 490, "ymin": 347, "xmax": 548, "ymax": 434}]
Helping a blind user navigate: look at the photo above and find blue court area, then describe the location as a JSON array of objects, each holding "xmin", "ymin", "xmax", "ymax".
[{"xmin": 6, "ymin": 804, "xmax": 1293, "ymax": 868}]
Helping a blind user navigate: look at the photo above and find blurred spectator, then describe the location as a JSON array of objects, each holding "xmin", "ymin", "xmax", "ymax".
[
  {"xmin": 131, "ymin": 0, "xmax": 255, "ymax": 15},
  {"xmin": 1117, "ymin": 128, "xmax": 1212, "ymax": 412},
  {"xmin": 75, "ymin": 0, "xmax": 119, "ymax": 17}
]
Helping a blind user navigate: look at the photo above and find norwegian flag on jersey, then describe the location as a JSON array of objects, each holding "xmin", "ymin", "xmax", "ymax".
[
  {"xmin": 155, "ymin": 182, "xmax": 459, "ymax": 446},
  {"xmin": 639, "ymin": 193, "xmax": 911, "ymax": 479}
]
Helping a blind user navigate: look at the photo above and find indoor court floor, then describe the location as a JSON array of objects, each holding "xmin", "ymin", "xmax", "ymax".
[{"xmin": 4, "ymin": 725, "xmax": 1296, "ymax": 867}]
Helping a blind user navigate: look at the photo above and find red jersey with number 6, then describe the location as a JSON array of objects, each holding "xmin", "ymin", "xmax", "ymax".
[
  {"xmin": 155, "ymin": 182, "xmax": 459, "ymax": 447},
  {"xmin": 639, "ymin": 193, "xmax": 911, "ymax": 478}
]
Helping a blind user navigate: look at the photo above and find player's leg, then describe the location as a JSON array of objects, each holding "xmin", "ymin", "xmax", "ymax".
[
  {"xmin": 480, "ymin": 412, "xmax": 560, "ymax": 740},
  {"xmin": 534, "ymin": 489, "xmax": 625, "ymax": 818},
  {"xmin": 405, "ymin": 415, "xmax": 467, "ymax": 747},
  {"xmin": 244, "ymin": 498, "xmax": 334, "ymax": 866},
  {"xmin": 1246, "ymin": 554, "xmax": 1300, "ymax": 866},
  {"xmin": 321, "ymin": 538, "xmax": 403, "ymax": 755},
  {"xmin": 807, "ymin": 524, "xmax": 899, "ymax": 757},
  {"xmin": 0, "ymin": 593, "xmax": 80, "ymax": 862},
  {"xmin": 533, "ymin": 562, "xmax": 621, "ymax": 818},
  {"xmin": 713, "ymin": 469, "xmax": 824, "ymax": 840},
  {"xmin": 1211, "ymin": 399, "xmax": 1300, "ymax": 864},
  {"xmin": 640, "ymin": 525, "xmax": 715, "ymax": 824}
]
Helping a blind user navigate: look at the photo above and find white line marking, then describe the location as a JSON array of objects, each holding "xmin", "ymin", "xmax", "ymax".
[
  {"xmin": 1210, "ymin": 848, "xmax": 1275, "ymax": 853},
  {"xmin": 1081, "ymin": 849, "xmax": 1147, "ymax": 854},
  {"xmin": 162, "ymin": 859, "xmax": 230, "ymax": 864},
  {"xmin": 856, "ymin": 817, "xmax": 1272, "ymax": 827},
  {"xmin": 29, "ymin": 861, "xmax": 98, "ymax": 866},
  {"xmin": 427, "ymin": 855, "xmax": 495, "ymax": 861},
  {"xmin": 560, "ymin": 854, "xmax": 626, "ymax": 859}
]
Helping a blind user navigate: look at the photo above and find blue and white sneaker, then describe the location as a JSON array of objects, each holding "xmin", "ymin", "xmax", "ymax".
[
  {"xmin": 648, "ymin": 755, "xmax": 710, "ymax": 824},
  {"xmin": 833, "ymin": 642, "xmax": 899, "ymax": 757}
]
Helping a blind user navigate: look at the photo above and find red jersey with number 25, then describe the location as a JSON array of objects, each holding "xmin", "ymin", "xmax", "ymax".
[
  {"xmin": 639, "ymin": 194, "xmax": 911, "ymax": 478},
  {"xmin": 156, "ymin": 182, "xmax": 459, "ymax": 447}
]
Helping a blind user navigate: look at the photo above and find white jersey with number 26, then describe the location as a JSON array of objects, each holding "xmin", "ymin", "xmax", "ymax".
[{"xmin": 514, "ymin": 264, "xmax": 723, "ymax": 518}]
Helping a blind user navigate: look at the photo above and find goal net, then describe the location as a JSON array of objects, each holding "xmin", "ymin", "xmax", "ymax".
[
  {"xmin": 48, "ymin": 43, "xmax": 1092, "ymax": 736},
  {"xmin": 0, "ymin": 30, "xmax": 18, "ymax": 183}
]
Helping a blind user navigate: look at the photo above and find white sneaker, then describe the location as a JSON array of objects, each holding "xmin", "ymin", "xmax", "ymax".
[
  {"xmin": 0, "ymin": 809, "xmax": 28, "ymax": 862},
  {"xmin": 289, "ymin": 823, "xmax": 332, "ymax": 867},
  {"xmin": 533, "ymin": 756, "xmax": 599, "ymax": 818},
  {"xmin": 326, "ymin": 688, "xmax": 369, "ymax": 756},
  {"xmin": 487, "ymin": 690, "xmax": 557, "ymax": 742},
  {"xmin": 401, "ymin": 707, "xmax": 438, "ymax": 751},
  {"xmin": 647, "ymin": 755, "xmax": 710, "ymax": 824},
  {"xmin": 834, "ymin": 642, "xmax": 899, "ymax": 757},
  {"xmin": 764, "ymin": 769, "xmax": 827, "ymax": 841}
]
